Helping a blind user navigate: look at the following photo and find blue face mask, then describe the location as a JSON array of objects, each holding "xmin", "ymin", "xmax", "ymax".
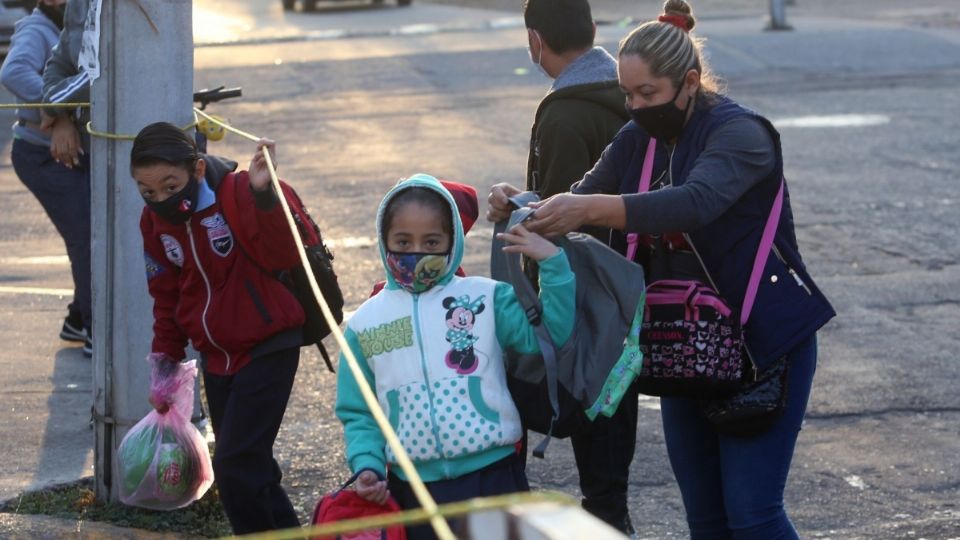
[
  {"xmin": 528, "ymin": 29, "xmax": 549, "ymax": 78},
  {"xmin": 385, "ymin": 251, "xmax": 449, "ymax": 293}
]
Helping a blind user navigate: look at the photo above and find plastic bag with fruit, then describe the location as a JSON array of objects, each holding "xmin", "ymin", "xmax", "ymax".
[{"xmin": 116, "ymin": 354, "xmax": 214, "ymax": 510}]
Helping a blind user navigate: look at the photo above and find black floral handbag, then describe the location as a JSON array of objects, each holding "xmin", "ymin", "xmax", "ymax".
[{"xmin": 699, "ymin": 355, "xmax": 789, "ymax": 437}]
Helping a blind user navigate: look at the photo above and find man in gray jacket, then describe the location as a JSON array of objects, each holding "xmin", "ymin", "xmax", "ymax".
[{"xmin": 1, "ymin": 0, "xmax": 91, "ymax": 356}]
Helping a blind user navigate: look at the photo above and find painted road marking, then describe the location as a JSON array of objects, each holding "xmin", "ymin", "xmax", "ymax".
[
  {"xmin": 772, "ymin": 114, "xmax": 890, "ymax": 128},
  {"xmin": 328, "ymin": 236, "xmax": 377, "ymax": 249},
  {"xmin": 0, "ymin": 255, "xmax": 69, "ymax": 265},
  {"xmin": 0, "ymin": 285, "xmax": 73, "ymax": 296},
  {"xmin": 638, "ymin": 394, "xmax": 661, "ymax": 411}
]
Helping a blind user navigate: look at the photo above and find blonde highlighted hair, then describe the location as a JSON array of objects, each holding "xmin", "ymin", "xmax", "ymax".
[{"xmin": 618, "ymin": 0, "xmax": 722, "ymax": 96}]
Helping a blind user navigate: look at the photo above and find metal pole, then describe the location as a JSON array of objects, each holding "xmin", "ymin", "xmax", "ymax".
[
  {"xmin": 91, "ymin": 0, "xmax": 193, "ymax": 502},
  {"xmin": 767, "ymin": 0, "xmax": 793, "ymax": 31}
]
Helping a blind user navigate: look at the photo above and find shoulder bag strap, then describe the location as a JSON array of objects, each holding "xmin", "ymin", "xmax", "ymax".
[
  {"xmin": 625, "ymin": 137, "xmax": 658, "ymax": 262},
  {"xmin": 739, "ymin": 178, "xmax": 784, "ymax": 325}
]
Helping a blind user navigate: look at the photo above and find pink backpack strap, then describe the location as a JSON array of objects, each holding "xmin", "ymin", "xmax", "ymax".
[
  {"xmin": 625, "ymin": 137, "xmax": 657, "ymax": 262},
  {"xmin": 739, "ymin": 178, "xmax": 784, "ymax": 325}
]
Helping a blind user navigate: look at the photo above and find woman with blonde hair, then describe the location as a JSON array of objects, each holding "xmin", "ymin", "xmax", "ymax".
[{"xmin": 488, "ymin": 1, "xmax": 835, "ymax": 537}]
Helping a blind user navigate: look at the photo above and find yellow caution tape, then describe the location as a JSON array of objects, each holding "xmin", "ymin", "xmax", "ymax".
[
  {"xmin": 85, "ymin": 119, "xmax": 199, "ymax": 141},
  {"xmin": 225, "ymin": 491, "xmax": 576, "ymax": 540},
  {"xmin": 0, "ymin": 102, "xmax": 91, "ymax": 109}
]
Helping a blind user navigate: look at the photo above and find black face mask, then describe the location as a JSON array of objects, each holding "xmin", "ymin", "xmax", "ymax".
[
  {"xmin": 38, "ymin": 3, "xmax": 66, "ymax": 30},
  {"xmin": 627, "ymin": 84, "xmax": 694, "ymax": 142},
  {"xmin": 145, "ymin": 176, "xmax": 199, "ymax": 225}
]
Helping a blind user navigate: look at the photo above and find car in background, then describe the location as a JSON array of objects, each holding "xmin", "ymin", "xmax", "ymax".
[
  {"xmin": 0, "ymin": 1, "xmax": 34, "ymax": 60},
  {"xmin": 282, "ymin": 0, "xmax": 411, "ymax": 12}
]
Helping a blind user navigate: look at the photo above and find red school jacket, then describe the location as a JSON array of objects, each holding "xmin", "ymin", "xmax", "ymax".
[{"xmin": 141, "ymin": 171, "xmax": 305, "ymax": 375}]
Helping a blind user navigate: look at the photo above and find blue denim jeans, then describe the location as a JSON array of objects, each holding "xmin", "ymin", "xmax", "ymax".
[
  {"xmin": 661, "ymin": 335, "xmax": 818, "ymax": 540},
  {"xmin": 10, "ymin": 138, "xmax": 91, "ymax": 328}
]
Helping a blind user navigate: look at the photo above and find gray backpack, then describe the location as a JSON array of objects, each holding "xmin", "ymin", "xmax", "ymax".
[{"xmin": 490, "ymin": 193, "xmax": 646, "ymax": 457}]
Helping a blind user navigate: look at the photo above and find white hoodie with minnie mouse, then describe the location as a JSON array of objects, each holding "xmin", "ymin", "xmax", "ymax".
[{"xmin": 335, "ymin": 174, "xmax": 575, "ymax": 482}]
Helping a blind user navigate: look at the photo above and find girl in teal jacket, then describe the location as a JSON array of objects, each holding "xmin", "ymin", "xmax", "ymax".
[{"xmin": 335, "ymin": 174, "xmax": 575, "ymax": 539}]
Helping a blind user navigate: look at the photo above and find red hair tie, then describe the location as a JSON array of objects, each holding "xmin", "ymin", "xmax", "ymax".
[{"xmin": 658, "ymin": 14, "xmax": 690, "ymax": 32}]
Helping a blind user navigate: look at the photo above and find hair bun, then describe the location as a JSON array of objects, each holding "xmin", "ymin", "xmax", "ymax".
[{"xmin": 661, "ymin": 0, "xmax": 696, "ymax": 31}]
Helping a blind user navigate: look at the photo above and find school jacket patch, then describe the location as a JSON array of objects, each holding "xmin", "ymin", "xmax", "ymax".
[
  {"xmin": 200, "ymin": 213, "xmax": 234, "ymax": 257},
  {"xmin": 160, "ymin": 234, "xmax": 184, "ymax": 267}
]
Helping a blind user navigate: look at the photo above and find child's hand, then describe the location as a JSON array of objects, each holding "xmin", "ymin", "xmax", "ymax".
[
  {"xmin": 498, "ymin": 223, "xmax": 560, "ymax": 261},
  {"xmin": 354, "ymin": 470, "xmax": 389, "ymax": 505},
  {"xmin": 146, "ymin": 352, "xmax": 179, "ymax": 413},
  {"xmin": 248, "ymin": 138, "xmax": 277, "ymax": 192}
]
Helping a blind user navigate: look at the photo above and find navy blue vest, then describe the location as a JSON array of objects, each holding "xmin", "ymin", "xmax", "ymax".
[{"xmin": 612, "ymin": 97, "xmax": 835, "ymax": 369}]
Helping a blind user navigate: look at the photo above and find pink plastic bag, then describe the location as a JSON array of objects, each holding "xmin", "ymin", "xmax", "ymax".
[{"xmin": 117, "ymin": 355, "xmax": 214, "ymax": 510}]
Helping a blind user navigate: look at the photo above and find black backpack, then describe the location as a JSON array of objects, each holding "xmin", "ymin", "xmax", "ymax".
[{"xmin": 216, "ymin": 171, "xmax": 345, "ymax": 370}]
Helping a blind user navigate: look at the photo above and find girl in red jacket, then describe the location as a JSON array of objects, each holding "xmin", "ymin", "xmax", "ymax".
[{"xmin": 132, "ymin": 122, "xmax": 303, "ymax": 535}]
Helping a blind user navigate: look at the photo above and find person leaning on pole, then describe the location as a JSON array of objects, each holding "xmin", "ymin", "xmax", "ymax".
[
  {"xmin": 39, "ymin": 0, "xmax": 93, "ymax": 353},
  {"xmin": 1, "ymin": 0, "xmax": 93, "ymax": 355}
]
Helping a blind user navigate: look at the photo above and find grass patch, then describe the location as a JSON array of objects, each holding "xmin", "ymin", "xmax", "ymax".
[{"xmin": 0, "ymin": 477, "xmax": 232, "ymax": 538}]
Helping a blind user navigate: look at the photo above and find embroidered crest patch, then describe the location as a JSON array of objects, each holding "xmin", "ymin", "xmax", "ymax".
[
  {"xmin": 144, "ymin": 253, "xmax": 164, "ymax": 280},
  {"xmin": 160, "ymin": 234, "xmax": 184, "ymax": 267},
  {"xmin": 200, "ymin": 213, "xmax": 234, "ymax": 257}
]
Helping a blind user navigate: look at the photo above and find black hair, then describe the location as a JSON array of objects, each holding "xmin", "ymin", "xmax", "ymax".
[
  {"xmin": 382, "ymin": 187, "xmax": 453, "ymax": 240},
  {"xmin": 523, "ymin": 0, "xmax": 595, "ymax": 54},
  {"xmin": 130, "ymin": 122, "xmax": 199, "ymax": 175}
]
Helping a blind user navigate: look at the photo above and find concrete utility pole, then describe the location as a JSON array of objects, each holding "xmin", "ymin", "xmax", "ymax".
[{"xmin": 90, "ymin": 0, "xmax": 193, "ymax": 501}]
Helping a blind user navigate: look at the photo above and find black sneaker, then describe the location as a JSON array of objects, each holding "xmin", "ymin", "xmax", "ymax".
[
  {"xmin": 83, "ymin": 335, "xmax": 92, "ymax": 358},
  {"xmin": 60, "ymin": 312, "xmax": 86, "ymax": 342}
]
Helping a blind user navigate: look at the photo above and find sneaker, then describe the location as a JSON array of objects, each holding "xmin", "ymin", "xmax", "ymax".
[
  {"xmin": 82, "ymin": 336, "xmax": 92, "ymax": 358},
  {"xmin": 60, "ymin": 312, "xmax": 86, "ymax": 342}
]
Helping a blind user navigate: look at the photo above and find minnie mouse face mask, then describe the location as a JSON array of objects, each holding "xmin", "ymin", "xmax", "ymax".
[{"xmin": 385, "ymin": 251, "xmax": 449, "ymax": 293}]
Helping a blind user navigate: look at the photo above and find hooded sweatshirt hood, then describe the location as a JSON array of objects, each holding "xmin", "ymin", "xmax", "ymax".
[
  {"xmin": 536, "ymin": 46, "xmax": 627, "ymax": 126},
  {"xmin": 201, "ymin": 153, "xmax": 239, "ymax": 185},
  {"xmin": 0, "ymin": 9, "xmax": 61, "ymax": 145},
  {"xmin": 551, "ymin": 46, "xmax": 618, "ymax": 92},
  {"xmin": 376, "ymin": 173, "xmax": 464, "ymax": 291}
]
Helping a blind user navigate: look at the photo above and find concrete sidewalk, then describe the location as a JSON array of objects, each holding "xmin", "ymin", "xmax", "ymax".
[{"xmin": 1, "ymin": 0, "xmax": 958, "ymax": 537}]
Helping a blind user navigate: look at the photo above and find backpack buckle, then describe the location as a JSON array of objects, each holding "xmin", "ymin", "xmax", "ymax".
[{"xmin": 525, "ymin": 306, "xmax": 542, "ymax": 326}]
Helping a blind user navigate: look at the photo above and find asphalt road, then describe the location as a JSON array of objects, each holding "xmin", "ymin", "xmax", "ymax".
[{"xmin": 0, "ymin": 1, "xmax": 957, "ymax": 538}]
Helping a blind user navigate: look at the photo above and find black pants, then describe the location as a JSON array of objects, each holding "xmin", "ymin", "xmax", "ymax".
[
  {"xmin": 569, "ymin": 382, "xmax": 640, "ymax": 533},
  {"xmin": 388, "ymin": 453, "xmax": 529, "ymax": 540},
  {"xmin": 203, "ymin": 347, "xmax": 301, "ymax": 535}
]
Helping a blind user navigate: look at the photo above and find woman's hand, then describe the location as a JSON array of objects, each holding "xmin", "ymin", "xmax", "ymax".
[
  {"xmin": 354, "ymin": 470, "xmax": 389, "ymax": 505},
  {"xmin": 524, "ymin": 193, "xmax": 627, "ymax": 237},
  {"xmin": 498, "ymin": 223, "xmax": 559, "ymax": 261},
  {"xmin": 49, "ymin": 116, "xmax": 83, "ymax": 168},
  {"xmin": 522, "ymin": 193, "xmax": 589, "ymax": 237},
  {"xmin": 248, "ymin": 138, "xmax": 277, "ymax": 192},
  {"xmin": 486, "ymin": 182, "xmax": 523, "ymax": 223}
]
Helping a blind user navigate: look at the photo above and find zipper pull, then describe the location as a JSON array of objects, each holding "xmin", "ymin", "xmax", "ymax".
[{"xmin": 788, "ymin": 268, "xmax": 813, "ymax": 295}]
